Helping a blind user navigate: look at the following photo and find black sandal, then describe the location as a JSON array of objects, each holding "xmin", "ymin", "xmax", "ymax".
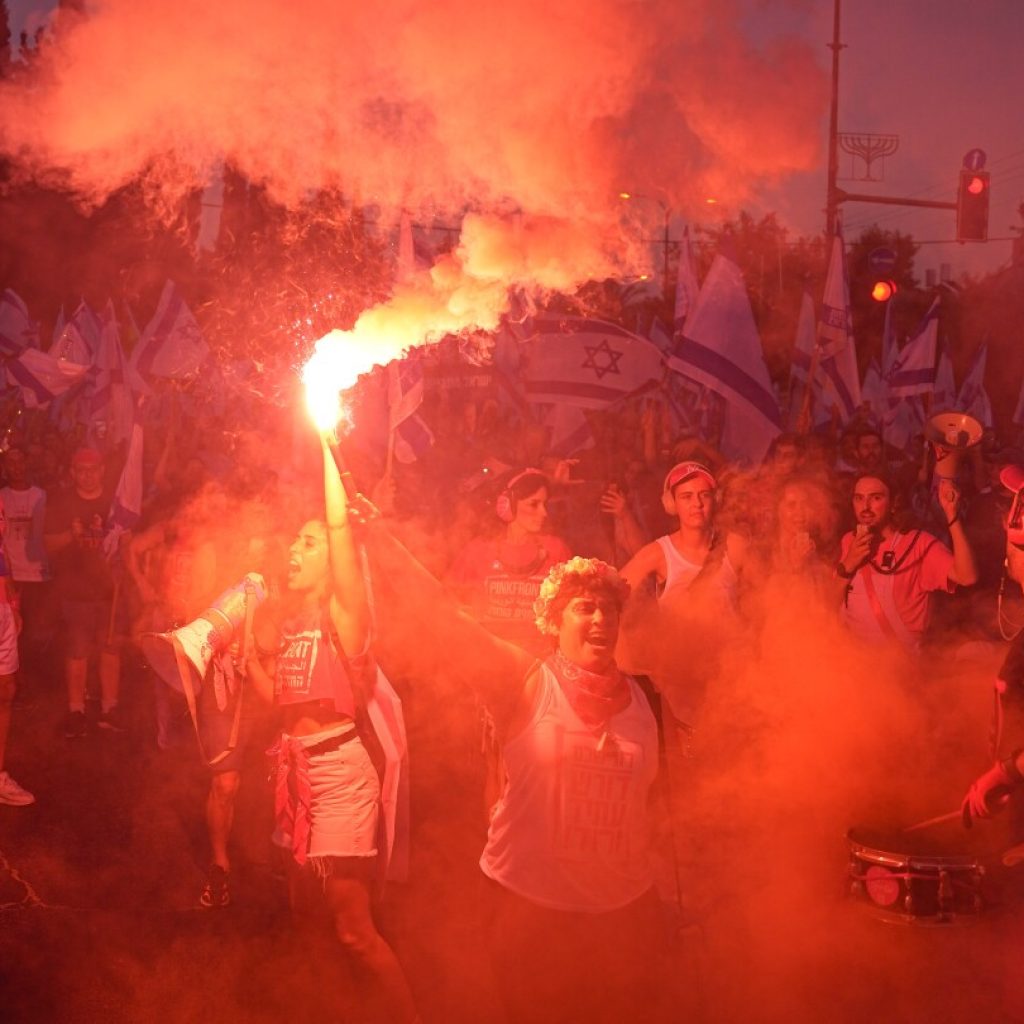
[{"xmin": 199, "ymin": 864, "xmax": 231, "ymax": 908}]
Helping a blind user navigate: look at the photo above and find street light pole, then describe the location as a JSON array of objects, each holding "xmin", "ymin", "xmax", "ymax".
[
  {"xmin": 661, "ymin": 205, "xmax": 671, "ymax": 299},
  {"xmin": 619, "ymin": 191, "xmax": 672, "ymax": 299},
  {"xmin": 825, "ymin": 0, "xmax": 844, "ymax": 237}
]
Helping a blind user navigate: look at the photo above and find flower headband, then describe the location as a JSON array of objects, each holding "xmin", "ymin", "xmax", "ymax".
[{"xmin": 533, "ymin": 556, "xmax": 631, "ymax": 636}]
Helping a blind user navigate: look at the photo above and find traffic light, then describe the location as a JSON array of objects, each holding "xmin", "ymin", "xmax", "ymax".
[
  {"xmin": 871, "ymin": 279, "xmax": 897, "ymax": 302},
  {"xmin": 956, "ymin": 169, "xmax": 990, "ymax": 241}
]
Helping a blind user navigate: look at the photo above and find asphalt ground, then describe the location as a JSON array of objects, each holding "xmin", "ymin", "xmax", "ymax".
[
  {"xmin": 0, "ymin": 651, "xmax": 507, "ymax": 1024},
  {"xmin": 2, "ymin": 646, "xmax": 1024, "ymax": 1023}
]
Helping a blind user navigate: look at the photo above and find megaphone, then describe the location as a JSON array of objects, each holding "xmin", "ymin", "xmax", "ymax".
[
  {"xmin": 925, "ymin": 410, "xmax": 983, "ymax": 480},
  {"xmin": 1001, "ymin": 464, "xmax": 1024, "ymax": 554},
  {"xmin": 140, "ymin": 573, "xmax": 267, "ymax": 695}
]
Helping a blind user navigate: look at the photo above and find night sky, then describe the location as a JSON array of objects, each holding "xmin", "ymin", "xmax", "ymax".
[{"xmin": 6, "ymin": 0, "xmax": 1022, "ymax": 281}]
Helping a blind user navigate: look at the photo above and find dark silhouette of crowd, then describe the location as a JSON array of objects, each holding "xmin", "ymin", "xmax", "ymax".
[{"xmin": 1, "ymin": 362, "xmax": 1022, "ymax": 1023}]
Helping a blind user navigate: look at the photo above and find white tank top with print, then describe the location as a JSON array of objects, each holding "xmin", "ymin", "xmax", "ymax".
[{"xmin": 480, "ymin": 661, "xmax": 658, "ymax": 912}]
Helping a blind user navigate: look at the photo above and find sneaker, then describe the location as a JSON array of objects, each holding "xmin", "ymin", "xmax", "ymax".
[
  {"xmin": 63, "ymin": 710, "xmax": 87, "ymax": 739},
  {"xmin": 199, "ymin": 864, "xmax": 231, "ymax": 908},
  {"xmin": 97, "ymin": 705, "xmax": 127, "ymax": 733},
  {"xmin": 0, "ymin": 770, "xmax": 35, "ymax": 806}
]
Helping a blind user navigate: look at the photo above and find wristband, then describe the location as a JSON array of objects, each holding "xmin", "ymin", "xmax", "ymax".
[
  {"xmin": 1001, "ymin": 748, "xmax": 1024, "ymax": 786},
  {"xmin": 835, "ymin": 562, "xmax": 855, "ymax": 580},
  {"xmin": 946, "ymin": 514, "xmax": 961, "ymax": 529}
]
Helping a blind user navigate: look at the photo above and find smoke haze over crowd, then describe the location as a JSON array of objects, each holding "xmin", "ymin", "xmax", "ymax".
[
  {"xmin": 0, "ymin": 0, "xmax": 825, "ymax": 217},
  {"xmin": 0, "ymin": 0, "xmax": 827, "ymax": 363}
]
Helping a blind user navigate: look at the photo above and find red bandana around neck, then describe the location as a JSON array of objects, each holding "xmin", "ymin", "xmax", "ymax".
[{"xmin": 549, "ymin": 650, "xmax": 630, "ymax": 732}]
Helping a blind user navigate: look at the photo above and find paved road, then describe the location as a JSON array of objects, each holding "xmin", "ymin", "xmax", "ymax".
[
  {"xmin": 3, "ymin": 653, "xmax": 1024, "ymax": 1023},
  {"xmin": 0, "ymin": 658, "xmax": 503, "ymax": 1024}
]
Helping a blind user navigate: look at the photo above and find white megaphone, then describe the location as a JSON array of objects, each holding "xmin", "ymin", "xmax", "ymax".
[
  {"xmin": 140, "ymin": 573, "xmax": 267, "ymax": 696},
  {"xmin": 1002, "ymin": 464, "xmax": 1024, "ymax": 558},
  {"xmin": 924, "ymin": 410, "xmax": 983, "ymax": 480}
]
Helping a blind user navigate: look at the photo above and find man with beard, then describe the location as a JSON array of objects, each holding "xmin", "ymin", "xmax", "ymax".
[
  {"xmin": 850, "ymin": 427, "xmax": 886, "ymax": 476},
  {"xmin": 834, "ymin": 472, "xmax": 977, "ymax": 653}
]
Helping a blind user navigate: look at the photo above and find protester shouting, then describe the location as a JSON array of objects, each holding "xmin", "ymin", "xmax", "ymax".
[{"xmin": 242, "ymin": 439, "xmax": 419, "ymax": 1024}]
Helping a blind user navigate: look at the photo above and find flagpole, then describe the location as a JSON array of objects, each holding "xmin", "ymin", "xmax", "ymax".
[
  {"xmin": 796, "ymin": 345, "xmax": 820, "ymax": 435},
  {"xmin": 385, "ymin": 426, "xmax": 396, "ymax": 479},
  {"xmin": 783, "ymin": 362, "xmax": 795, "ymax": 432}
]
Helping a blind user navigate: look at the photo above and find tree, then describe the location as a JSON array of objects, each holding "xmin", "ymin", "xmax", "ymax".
[
  {"xmin": 692, "ymin": 212, "xmax": 825, "ymax": 383},
  {"xmin": 845, "ymin": 226, "xmax": 925, "ymax": 367},
  {"xmin": 0, "ymin": 2, "xmax": 10, "ymax": 78}
]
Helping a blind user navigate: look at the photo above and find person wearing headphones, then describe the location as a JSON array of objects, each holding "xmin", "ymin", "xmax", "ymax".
[
  {"xmin": 447, "ymin": 468, "xmax": 572, "ymax": 814},
  {"xmin": 447, "ymin": 468, "xmax": 572, "ymax": 658},
  {"xmin": 619, "ymin": 461, "xmax": 741, "ymax": 612},
  {"xmin": 616, "ymin": 462, "xmax": 742, "ymax": 726}
]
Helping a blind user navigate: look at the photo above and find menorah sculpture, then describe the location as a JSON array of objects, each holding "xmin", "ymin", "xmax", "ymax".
[{"xmin": 839, "ymin": 132, "xmax": 900, "ymax": 182}]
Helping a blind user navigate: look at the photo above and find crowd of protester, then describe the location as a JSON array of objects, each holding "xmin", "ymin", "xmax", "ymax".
[{"xmin": 1, "ymin": 369, "xmax": 1023, "ymax": 1023}]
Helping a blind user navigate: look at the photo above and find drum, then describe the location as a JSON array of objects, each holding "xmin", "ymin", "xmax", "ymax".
[{"xmin": 846, "ymin": 826, "xmax": 985, "ymax": 924}]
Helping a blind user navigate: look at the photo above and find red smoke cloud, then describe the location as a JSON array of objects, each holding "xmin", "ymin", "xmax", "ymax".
[
  {"xmin": 1, "ymin": 0, "xmax": 827, "ymax": 361},
  {"xmin": 1, "ymin": 1, "xmax": 825, "ymax": 222}
]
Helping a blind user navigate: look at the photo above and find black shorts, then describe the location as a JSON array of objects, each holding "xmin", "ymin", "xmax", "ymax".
[{"xmin": 197, "ymin": 677, "xmax": 260, "ymax": 776}]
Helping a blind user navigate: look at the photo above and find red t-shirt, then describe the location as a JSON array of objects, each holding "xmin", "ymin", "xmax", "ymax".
[
  {"xmin": 274, "ymin": 613, "xmax": 369, "ymax": 719},
  {"xmin": 447, "ymin": 534, "xmax": 572, "ymax": 654},
  {"xmin": 839, "ymin": 529, "xmax": 954, "ymax": 645}
]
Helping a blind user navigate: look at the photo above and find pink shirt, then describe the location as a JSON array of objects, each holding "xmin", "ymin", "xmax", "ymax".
[
  {"xmin": 274, "ymin": 615, "xmax": 367, "ymax": 718},
  {"xmin": 447, "ymin": 534, "xmax": 571, "ymax": 653},
  {"xmin": 839, "ymin": 529, "xmax": 955, "ymax": 649}
]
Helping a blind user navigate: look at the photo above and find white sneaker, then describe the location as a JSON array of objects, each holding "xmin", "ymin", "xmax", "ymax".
[{"xmin": 0, "ymin": 770, "xmax": 35, "ymax": 806}]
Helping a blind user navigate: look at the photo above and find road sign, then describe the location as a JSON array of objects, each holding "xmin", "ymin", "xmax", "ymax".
[
  {"xmin": 963, "ymin": 148, "xmax": 987, "ymax": 172},
  {"xmin": 869, "ymin": 247, "xmax": 897, "ymax": 273}
]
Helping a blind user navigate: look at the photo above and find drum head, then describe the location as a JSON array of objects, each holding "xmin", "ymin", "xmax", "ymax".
[
  {"xmin": 848, "ymin": 823, "xmax": 1002, "ymax": 865},
  {"xmin": 849, "ymin": 825, "xmax": 967, "ymax": 861}
]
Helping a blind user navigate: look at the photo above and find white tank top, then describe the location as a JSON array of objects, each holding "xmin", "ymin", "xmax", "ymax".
[
  {"xmin": 480, "ymin": 661, "xmax": 658, "ymax": 912},
  {"xmin": 656, "ymin": 534, "xmax": 739, "ymax": 612},
  {"xmin": 656, "ymin": 535, "xmax": 703, "ymax": 601}
]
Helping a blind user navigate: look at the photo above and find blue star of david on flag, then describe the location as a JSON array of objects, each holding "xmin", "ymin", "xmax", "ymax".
[{"xmin": 581, "ymin": 338, "xmax": 623, "ymax": 380}]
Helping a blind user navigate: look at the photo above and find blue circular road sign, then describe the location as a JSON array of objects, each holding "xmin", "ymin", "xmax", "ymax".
[{"xmin": 963, "ymin": 148, "xmax": 987, "ymax": 171}]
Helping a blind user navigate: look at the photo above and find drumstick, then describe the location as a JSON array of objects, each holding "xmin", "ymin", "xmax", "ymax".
[
  {"xmin": 1002, "ymin": 842, "xmax": 1024, "ymax": 867},
  {"xmin": 902, "ymin": 809, "xmax": 962, "ymax": 832}
]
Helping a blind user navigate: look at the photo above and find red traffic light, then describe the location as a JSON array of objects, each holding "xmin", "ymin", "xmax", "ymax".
[
  {"xmin": 957, "ymin": 169, "xmax": 990, "ymax": 241},
  {"xmin": 871, "ymin": 280, "xmax": 897, "ymax": 302}
]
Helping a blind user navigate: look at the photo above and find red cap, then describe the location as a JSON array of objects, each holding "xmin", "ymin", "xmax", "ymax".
[
  {"xmin": 663, "ymin": 461, "xmax": 716, "ymax": 494},
  {"xmin": 71, "ymin": 447, "xmax": 103, "ymax": 467},
  {"xmin": 1001, "ymin": 465, "xmax": 1024, "ymax": 494}
]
